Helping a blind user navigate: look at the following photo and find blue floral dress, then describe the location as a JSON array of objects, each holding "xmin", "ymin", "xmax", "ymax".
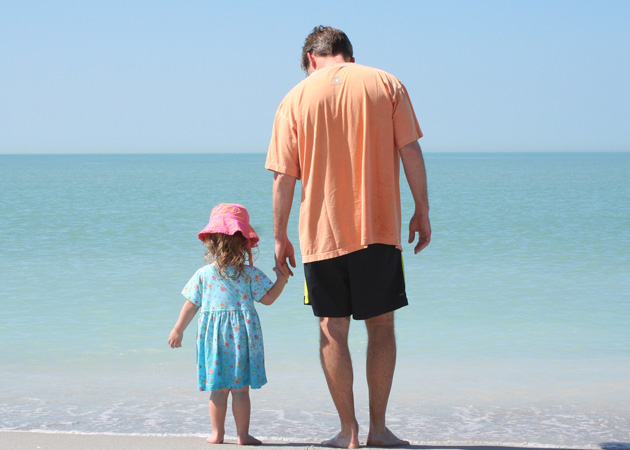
[{"xmin": 182, "ymin": 264, "xmax": 273, "ymax": 391}]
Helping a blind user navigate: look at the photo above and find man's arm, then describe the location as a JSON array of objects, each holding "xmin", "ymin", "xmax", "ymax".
[
  {"xmin": 272, "ymin": 171, "xmax": 298, "ymax": 275},
  {"xmin": 399, "ymin": 140, "xmax": 431, "ymax": 254}
]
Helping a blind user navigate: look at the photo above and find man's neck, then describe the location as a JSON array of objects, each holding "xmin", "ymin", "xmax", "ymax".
[{"xmin": 308, "ymin": 54, "xmax": 353, "ymax": 74}]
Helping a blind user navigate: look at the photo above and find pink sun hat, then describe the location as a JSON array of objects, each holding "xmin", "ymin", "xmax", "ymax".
[{"xmin": 197, "ymin": 203, "xmax": 260, "ymax": 248}]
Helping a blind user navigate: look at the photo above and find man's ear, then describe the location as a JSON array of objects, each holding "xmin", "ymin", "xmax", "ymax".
[{"xmin": 307, "ymin": 52, "xmax": 317, "ymax": 72}]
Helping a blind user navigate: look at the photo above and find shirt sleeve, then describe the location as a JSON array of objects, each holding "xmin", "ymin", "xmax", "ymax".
[
  {"xmin": 249, "ymin": 266, "xmax": 274, "ymax": 303},
  {"xmin": 266, "ymin": 97, "xmax": 301, "ymax": 180},
  {"xmin": 181, "ymin": 268, "xmax": 203, "ymax": 307},
  {"xmin": 392, "ymin": 82, "xmax": 423, "ymax": 151}
]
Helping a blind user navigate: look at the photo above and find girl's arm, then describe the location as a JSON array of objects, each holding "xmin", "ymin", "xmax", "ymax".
[
  {"xmin": 259, "ymin": 265, "xmax": 290, "ymax": 306},
  {"xmin": 168, "ymin": 300, "xmax": 200, "ymax": 348}
]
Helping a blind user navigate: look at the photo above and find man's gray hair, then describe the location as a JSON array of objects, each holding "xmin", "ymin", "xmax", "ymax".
[{"xmin": 301, "ymin": 26, "xmax": 353, "ymax": 72}]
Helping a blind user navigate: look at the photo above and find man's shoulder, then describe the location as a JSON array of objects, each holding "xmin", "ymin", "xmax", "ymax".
[
  {"xmin": 349, "ymin": 63, "xmax": 399, "ymax": 78},
  {"xmin": 277, "ymin": 76, "xmax": 310, "ymax": 108},
  {"xmin": 276, "ymin": 64, "xmax": 402, "ymax": 110},
  {"xmin": 344, "ymin": 64, "xmax": 404, "ymax": 91}
]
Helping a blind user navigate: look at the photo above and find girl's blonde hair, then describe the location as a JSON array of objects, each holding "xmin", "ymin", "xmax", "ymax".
[{"xmin": 202, "ymin": 232, "xmax": 252, "ymax": 279}]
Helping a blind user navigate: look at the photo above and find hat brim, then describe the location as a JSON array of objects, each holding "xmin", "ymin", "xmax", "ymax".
[{"xmin": 197, "ymin": 228, "xmax": 259, "ymax": 248}]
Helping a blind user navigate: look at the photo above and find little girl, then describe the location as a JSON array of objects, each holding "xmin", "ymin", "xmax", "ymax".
[{"xmin": 168, "ymin": 203, "xmax": 288, "ymax": 445}]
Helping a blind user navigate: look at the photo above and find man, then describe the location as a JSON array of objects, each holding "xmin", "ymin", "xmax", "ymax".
[{"xmin": 266, "ymin": 26, "xmax": 431, "ymax": 448}]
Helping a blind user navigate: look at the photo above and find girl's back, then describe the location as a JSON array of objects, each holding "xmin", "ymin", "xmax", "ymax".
[
  {"xmin": 168, "ymin": 203, "xmax": 288, "ymax": 445},
  {"xmin": 184, "ymin": 264, "xmax": 272, "ymax": 313}
]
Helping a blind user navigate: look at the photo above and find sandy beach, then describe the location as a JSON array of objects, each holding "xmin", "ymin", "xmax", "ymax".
[{"xmin": 0, "ymin": 431, "xmax": 605, "ymax": 450}]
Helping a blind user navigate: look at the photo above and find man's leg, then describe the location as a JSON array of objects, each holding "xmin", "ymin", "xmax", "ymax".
[
  {"xmin": 365, "ymin": 312, "xmax": 409, "ymax": 447},
  {"xmin": 319, "ymin": 316, "xmax": 360, "ymax": 449}
]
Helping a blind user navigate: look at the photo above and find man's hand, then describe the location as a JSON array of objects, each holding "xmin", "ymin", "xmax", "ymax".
[
  {"xmin": 275, "ymin": 237, "xmax": 296, "ymax": 277},
  {"xmin": 408, "ymin": 212, "xmax": 431, "ymax": 254},
  {"xmin": 272, "ymin": 171, "xmax": 298, "ymax": 276}
]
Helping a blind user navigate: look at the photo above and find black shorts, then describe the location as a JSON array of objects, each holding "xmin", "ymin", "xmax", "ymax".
[{"xmin": 304, "ymin": 244, "xmax": 408, "ymax": 320}]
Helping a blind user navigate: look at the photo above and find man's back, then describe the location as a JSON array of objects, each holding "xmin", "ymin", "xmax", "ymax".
[{"xmin": 267, "ymin": 63, "xmax": 422, "ymax": 262}]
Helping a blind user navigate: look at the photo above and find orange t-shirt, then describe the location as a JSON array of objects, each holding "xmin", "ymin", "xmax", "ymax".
[{"xmin": 266, "ymin": 63, "xmax": 422, "ymax": 263}]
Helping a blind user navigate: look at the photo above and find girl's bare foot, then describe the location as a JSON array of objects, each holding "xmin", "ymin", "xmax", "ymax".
[
  {"xmin": 366, "ymin": 427, "xmax": 409, "ymax": 447},
  {"xmin": 206, "ymin": 434, "xmax": 224, "ymax": 444},
  {"xmin": 322, "ymin": 429, "xmax": 360, "ymax": 449},
  {"xmin": 237, "ymin": 434, "xmax": 262, "ymax": 446}
]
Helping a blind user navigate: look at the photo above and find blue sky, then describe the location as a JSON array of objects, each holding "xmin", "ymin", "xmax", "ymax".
[{"xmin": 1, "ymin": 0, "xmax": 628, "ymax": 154}]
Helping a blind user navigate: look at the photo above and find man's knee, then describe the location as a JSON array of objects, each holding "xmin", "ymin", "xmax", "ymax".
[
  {"xmin": 320, "ymin": 316, "xmax": 351, "ymax": 345},
  {"xmin": 365, "ymin": 311, "xmax": 395, "ymax": 331},
  {"xmin": 365, "ymin": 312, "xmax": 396, "ymax": 347}
]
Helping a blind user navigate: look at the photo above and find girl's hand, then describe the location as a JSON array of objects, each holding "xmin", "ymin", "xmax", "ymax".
[
  {"xmin": 168, "ymin": 300, "xmax": 199, "ymax": 348},
  {"xmin": 168, "ymin": 329, "xmax": 183, "ymax": 348},
  {"xmin": 261, "ymin": 264, "xmax": 290, "ymax": 306},
  {"xmin": 273, "ymin": 264, "xmax": 290, "ymax": 284}
]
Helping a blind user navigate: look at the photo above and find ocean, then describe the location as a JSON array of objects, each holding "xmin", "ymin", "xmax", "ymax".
[{"xmin": 0, "ymin": 152, "xmax": 628, "ymax": 447}]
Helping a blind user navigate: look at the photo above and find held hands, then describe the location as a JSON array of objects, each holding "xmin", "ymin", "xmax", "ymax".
[
  {"xmin": 409, "ymin": 211, "xmax": 431, "ymax": 254},
  {"xmin": 274, "ymin": 237, "xmax": 296, "ymax": 277},
  {"xmin": 273, "ymin": 263, "xmax": 291, "ymax": 285},
  {"xmin": 260, "ymin": 261, "xmax": 291, "ymax": 306}
]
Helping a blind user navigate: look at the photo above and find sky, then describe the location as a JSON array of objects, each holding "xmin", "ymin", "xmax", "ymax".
[{"xmin": 1, "ymin": 0, "xmax": 629, "ymax": 154}]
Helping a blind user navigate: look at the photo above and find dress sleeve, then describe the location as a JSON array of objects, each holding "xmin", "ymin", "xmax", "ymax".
[
  {"xmin": 181, "ymin": 268, "xmax": 203, "ymax": 307},
  {"xmin": 249, "ymin": 266, "xmax": 274, "ymax": 303}
]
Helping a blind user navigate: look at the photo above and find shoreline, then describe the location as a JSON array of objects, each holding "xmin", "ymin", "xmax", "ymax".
[{"xmin": 0, "ymin": 431, "xmax": 606, "ymax": 450}]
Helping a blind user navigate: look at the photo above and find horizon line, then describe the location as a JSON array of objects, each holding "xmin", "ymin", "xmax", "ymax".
[{"xmin": 1, "ymin": 150, "xmax": 629, "ymax": 156}]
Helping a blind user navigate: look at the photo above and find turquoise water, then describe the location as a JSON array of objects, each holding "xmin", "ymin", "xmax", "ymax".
[{"xmin": 1, "ymin": 153, "xmax": 629, "ymax": 446}]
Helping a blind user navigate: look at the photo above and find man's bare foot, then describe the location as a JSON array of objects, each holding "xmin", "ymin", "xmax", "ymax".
[
  {"xmin": 366, "ymin": 427, "xmax": 409, "ymax": 447},
  {"xmin": 322, "ymin": 429, "xmax": 360, "ymax": 449},
  {"xmin": 237, "ymin": 434, "xmax": 262, "ymax": 446},
  {"xmin": 206, "ymin": 434, "xmax": 224, "ymax": 444}
]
